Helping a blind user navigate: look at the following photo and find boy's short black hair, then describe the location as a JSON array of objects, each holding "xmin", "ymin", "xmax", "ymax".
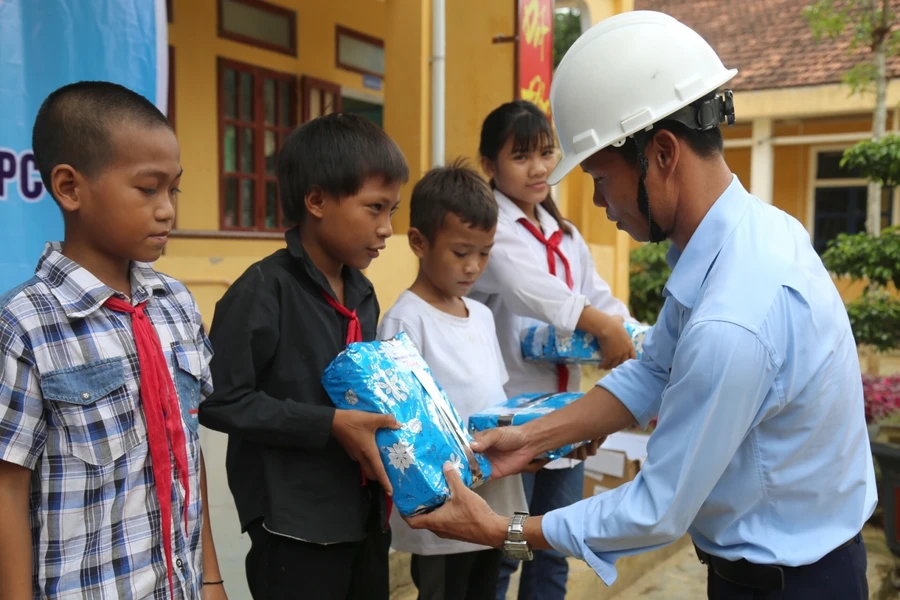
[
  {"xmin": 277, "ymin": 113, "xmax": 409, "ymax": 224},
  {"xmin": 32, "ymin": 81, "xmax": 173, "ymax": 201},
  {"xmin": 410, "ymin": 158, "xmax": 498, "ymax": 242}
]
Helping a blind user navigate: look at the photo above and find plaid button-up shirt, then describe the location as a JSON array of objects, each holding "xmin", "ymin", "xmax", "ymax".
[{"xmin": 0, "ymin": 243, "xmax": 211, "ymax": 599}]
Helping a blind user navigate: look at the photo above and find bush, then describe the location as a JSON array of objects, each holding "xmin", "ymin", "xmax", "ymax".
[
  {"xmin": 821, "ymin": 227, "xmax": 900, "ymax": 351},
  {"xmin": 865, "ymin": 374, "xmax": 900, "ymax": 424},
  {"xmin": 629, "ymin": 241, "xmax": 671, "ymax": 325}
]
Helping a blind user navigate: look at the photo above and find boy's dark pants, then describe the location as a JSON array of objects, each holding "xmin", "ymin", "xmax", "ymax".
[
  {"xmin": 245, "ymin": 517, "xmax": 391, "ymax": 600},
  {"xmin": 411, "ymin": 549, "xmax": 503, "ymax": 600}
]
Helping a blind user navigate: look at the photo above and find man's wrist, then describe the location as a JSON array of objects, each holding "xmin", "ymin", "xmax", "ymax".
[{"xmin": 487, "ymin": 514, "xmax": 510, "ymax": 548}]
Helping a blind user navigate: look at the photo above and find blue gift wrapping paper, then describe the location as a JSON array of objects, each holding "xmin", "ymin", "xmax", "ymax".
[
  {"xmin": 520, "ymin": 322, "xmax": 651, "ymax": 364},
  {"xmin": 468, "ymin": 392, "xmax": 587, "ymax": 461},
  {"xmin": 321, "ymin": 332, "xmax": 491, "ymax": 517}
]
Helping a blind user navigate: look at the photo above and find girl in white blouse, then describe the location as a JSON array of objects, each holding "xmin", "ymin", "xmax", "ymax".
[{"xmin": 470, "ymin": 100, "xmax": 636, "ymax": 600}]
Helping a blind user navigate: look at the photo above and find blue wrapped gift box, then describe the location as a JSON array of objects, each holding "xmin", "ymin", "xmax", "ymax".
[
  {"xmin": 468, "ymin": 392, "xmax": 587, "ymax": 461},
  {"xmin": 520, "ymin": 322, "xmax": 650, "ymax": 365},
  {"xmin": 322, "ymin": 332, "xmax": 491, "ymax": 517}
]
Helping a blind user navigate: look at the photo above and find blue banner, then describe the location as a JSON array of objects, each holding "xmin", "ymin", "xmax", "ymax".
[{"xmin": 0, "ymin": 0, "xmax": 168, "ymax": 293}]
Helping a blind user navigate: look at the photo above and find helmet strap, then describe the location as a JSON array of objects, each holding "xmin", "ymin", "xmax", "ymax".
[{"xmin": 634, "ymin": 131, "xmax": 667, "ymax": 244}]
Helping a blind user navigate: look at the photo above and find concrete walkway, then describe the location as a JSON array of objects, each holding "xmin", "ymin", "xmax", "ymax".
[{"xmin": 612, "ymin": 525, "xmax": 898, "ymax": 600}]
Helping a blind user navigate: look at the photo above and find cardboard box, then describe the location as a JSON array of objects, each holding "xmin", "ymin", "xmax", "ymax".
[{"xmin": 582, "ymin": 432, "xmax": 650, "ymax": 498}]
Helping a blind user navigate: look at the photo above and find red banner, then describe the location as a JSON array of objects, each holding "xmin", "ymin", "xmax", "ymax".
[{"xmin": 517, "ymin": 0, "xmax": 553, "ymax": 116}]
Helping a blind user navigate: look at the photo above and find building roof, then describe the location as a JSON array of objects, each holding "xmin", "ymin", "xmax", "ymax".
[{"xmin": 634, "ymin": 0, "xmax": 900, "ymax": 91}]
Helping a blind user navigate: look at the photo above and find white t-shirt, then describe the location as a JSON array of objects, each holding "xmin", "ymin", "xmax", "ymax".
[
  {"xmin": 470, "ymin": 189, "xmax": 634, "ymax": 469},
  {"xmin": 378, "ymin": 290, "xmax": 528, "ymax": 555}
]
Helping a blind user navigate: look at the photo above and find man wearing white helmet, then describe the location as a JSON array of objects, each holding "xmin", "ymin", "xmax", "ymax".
[{"xmin": 408, "ymin": 10, "xmax": 876, "ymax": 599}]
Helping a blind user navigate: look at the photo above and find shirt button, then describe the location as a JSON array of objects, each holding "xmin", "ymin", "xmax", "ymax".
[
  {"xmin": 81, "ymin": 392, "xmax": 91, "ymax": 400},
  {"xmin": 175, "ymin": 557, "xmax": 184, "ymax": 569}
]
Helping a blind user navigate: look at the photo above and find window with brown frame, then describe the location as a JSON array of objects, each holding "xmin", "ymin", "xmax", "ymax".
[
  {"xmin": 218, "ymin": 58, "xmax": 296, "ymax": 231},
  {"xmin": 301, "ymin": 76, "xmax": 342, "ymax": 122},
  {"xmin": 218, "ymin": 0, "xmax": 296, "ymax": 56},
  {"xmin": 335, "ymin": 26, "xmax": 384, "ymax": 78}
]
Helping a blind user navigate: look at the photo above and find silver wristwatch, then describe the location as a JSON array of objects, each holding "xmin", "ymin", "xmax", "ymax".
[{"xmin": 503, "ymin": 511, "xmax": 534, "ymax": 561}]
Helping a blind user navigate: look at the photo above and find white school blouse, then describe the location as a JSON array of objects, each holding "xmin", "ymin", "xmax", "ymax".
[{"xmin": 469, "ymin": 190, "xmax": 632, "ymax": 469}]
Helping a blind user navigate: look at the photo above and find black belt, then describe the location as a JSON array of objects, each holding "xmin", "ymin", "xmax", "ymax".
[{"xmin": 694, "ymin": 534, "xmax": 860, "ymax": 592}]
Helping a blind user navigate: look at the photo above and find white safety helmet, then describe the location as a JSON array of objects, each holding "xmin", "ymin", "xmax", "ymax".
[{"xmin": 548, "ymin": 11, "xmax": 738, "ymax": 185}]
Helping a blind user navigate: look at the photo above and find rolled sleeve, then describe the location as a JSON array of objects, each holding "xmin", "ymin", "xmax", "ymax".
[
  {"xmin": 544, "ymin": 320, "xmax": 778, "ymax": 584},
  {"xmin": 0, "ymin": 320, "xmax": 46, "ymax": 469}
]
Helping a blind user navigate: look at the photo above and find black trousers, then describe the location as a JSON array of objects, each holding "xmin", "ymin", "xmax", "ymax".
[
  {"xmin": 410, "ymin": 549, "xmax": 504, "ymax": 600},
  {"xmin": 245, "ymin": 519, "xmax": 392, "ymax": 600},
  {"xmin": 707, "ymin": 534, "xmax": 868, "ymax": 599}
]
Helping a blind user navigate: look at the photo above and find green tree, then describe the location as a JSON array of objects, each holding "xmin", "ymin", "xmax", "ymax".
[
  {"xmin": 805, "ymin": 0, "xmax": 900, "ymax": 235},
  {"xmin": 821, "ymin": 226, "xmax": 900, "ymax": 351},
  {"xmin": 629, "ymin": 241, "xmax": 672, "ymax": 325},
  {"xmin": 553, "ymin": 8, "xmax": 582, "ymax": 69}
]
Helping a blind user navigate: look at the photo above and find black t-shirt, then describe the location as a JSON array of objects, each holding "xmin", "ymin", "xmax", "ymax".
[{"xmin": 199, "ymin": 227, "xmax": 385, "ymax": 544}]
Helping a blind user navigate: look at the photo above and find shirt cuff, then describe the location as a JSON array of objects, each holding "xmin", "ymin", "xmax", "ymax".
[
  {"xmin": 597, "ymin": 361, "xmax": 659, "ymax": 430},
  {"xmin": 554, "ymin": 294, "xmax": 590, "ymax": 335},
  {"xmin": 542, "ymin": 501, "xmax": 619, "ymax": 585}
]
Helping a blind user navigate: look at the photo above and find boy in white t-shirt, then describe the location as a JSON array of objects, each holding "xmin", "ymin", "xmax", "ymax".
[{"xmin": 378, "ymin": 160, "xmax": 527, "ymax": 600}]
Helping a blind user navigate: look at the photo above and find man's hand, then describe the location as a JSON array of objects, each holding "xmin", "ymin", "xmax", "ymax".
[
  {"xmin": 406, "ymin": 462, "xmax": 508, "ymax": 547},
  {"xmin": 470, "ymin": 426, "xmax": 541, "ymax": 479},
  {"xmin": 332, "ymin": 409, "xmax": 401, "ymax": 495}
]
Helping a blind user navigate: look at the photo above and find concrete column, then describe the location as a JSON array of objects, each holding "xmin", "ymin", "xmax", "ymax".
[{"xmin": 750, "ymin": 117, "xmax": 774, "ymax": 204}]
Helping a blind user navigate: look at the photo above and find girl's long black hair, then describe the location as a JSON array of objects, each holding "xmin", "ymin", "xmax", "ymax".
[{"xmin": 478, "ymin": 100, "xmax": 572, "ymax": 235}]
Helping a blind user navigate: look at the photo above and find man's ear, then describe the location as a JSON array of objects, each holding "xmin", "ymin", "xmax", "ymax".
[
  {"xmin": 408, "ymin": 227, "xmax": 428, "ymax": 259},
  {"xmin": 650, "ymin": 129, "xmax": 680, "ymax": 178},
  {"xmin": 51, "ymin": 164, "xmax": 83, "ymax": 214}
]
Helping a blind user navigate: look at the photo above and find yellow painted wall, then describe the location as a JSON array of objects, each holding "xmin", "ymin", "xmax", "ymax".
[
  {"xmin": 383, "ymin": 0, "xmax": 430, "ymax": 236},
  {"xmin": 163, "ymin": 0, "xmax": 632, "ymax": 325},
  {"xmin": 445, "ymin": 0, "xmax": 515, "ymax": 164}
]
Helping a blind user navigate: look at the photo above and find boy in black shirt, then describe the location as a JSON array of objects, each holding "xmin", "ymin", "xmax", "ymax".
[{"xmin": 199, "ymin": 114, "xmax": 409, "ymax": 599}]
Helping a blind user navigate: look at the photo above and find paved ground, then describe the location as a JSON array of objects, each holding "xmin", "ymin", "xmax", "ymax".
[{"xmin": 612, "ymin": 525, "xmax": 899, "ymax": 600}]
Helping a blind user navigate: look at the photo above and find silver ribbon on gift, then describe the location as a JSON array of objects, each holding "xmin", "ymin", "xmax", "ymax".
[{"xmin": 410, "ymin": 368, "xmax": 486, "ymax": 487}]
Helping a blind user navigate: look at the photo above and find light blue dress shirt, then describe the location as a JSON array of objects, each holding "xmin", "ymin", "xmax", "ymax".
[{"xmin": 541, "ymin": 176, "xmax": 877, "ymax": 585}]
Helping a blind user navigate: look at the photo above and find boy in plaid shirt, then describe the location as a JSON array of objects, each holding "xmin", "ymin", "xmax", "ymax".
[{"xmin": 0, "ymin": 82, "xmax": 226, "ymax": 599}]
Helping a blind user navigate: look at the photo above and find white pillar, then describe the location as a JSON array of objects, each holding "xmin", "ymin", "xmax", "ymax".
[
  {"xmin": 430, "ymin": 0, "xmax": 445, "ymax": 168},
  {"xmin": 750, "ymin": 118, "xmax": 774, "ymax": 204}
]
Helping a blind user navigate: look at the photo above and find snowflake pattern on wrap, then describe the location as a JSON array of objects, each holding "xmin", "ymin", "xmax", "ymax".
[
  {"xmin": 386, "ymin": 441, "xmax": 416, "ymax": 474},
  {"xmin": 469, "ymin": 392, "xmax": 588, "ymax": 460},
  {"xmin": 321, "ymin": 332, "xmax": 491, "ymax": 517},
  {"xmin": 521, "ymin": 322, "xmax": 651, "ymax": 365}
]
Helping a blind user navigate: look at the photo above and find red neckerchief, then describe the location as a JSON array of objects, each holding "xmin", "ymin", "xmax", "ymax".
[
  {"xmin": 518, "ymin": 218, "xmax": 574, "ymax": 392},
  {"xmin": 322, "ymin": 291, "xmax": 393, "ymax": 528},
  {"xmin": 104, "ymin": 296, "xmax": 189, "ymax": 598}
]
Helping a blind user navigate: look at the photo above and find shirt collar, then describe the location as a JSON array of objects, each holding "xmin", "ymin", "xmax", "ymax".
[
  {"xmin": 35, "ymin": 242, "xmax": 168, "ymax": 319},
  {"xmin": 284, "ymin": 227, "xmax": 374, "ymax": 309},
  {"xmin": 494, "ymin": 189, "xmax": 560, "ymax": 236},
  {"xmin": 663, "ymin": 175, "xmax": 752, "ymax": 309}
]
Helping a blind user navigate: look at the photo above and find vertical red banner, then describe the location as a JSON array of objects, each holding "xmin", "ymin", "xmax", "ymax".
[{"xmin": 517, "ymin": 0, "xmax": 553, "ymax": 116}]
